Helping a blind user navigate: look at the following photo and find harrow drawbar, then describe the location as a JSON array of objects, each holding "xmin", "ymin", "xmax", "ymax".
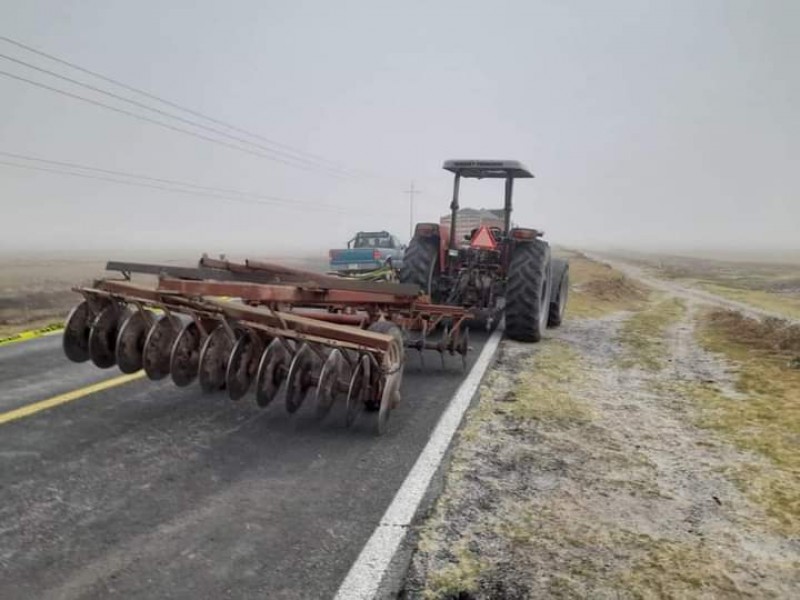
[{"xmin": 61, "ymin": 257, "xmax": 471, "ymax": 434}]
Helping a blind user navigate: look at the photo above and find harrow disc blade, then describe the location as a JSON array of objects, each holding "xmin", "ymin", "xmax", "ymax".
[
  {"xmin": 88, "ymin": 304, "xmax": 123, "ymax": 369},
  {"xmin": 225, "ymin": 331, "xmax": 265, "ymax": 401},
  {"xmin": 170, "ymin": 321, "xmax": 203, "ymax": 387},
  {"xmin": 368, "ymin": 321, "xmax": 405, "ymax": 435},
  {"xmin": 315, "ymin": 348, "xmax": 346, "ymax": 420},
  {"xmin": 457, "ymin": 327, "xmax": 470, "ymax": 370},
  {"xmin": 63, "ymin": 301, "xmax": 95, "ymax": 363},
  {"xmin": 345, "ymin": 354, "xmax": 370, "ymax": 427},
  {"xmin": 254, "ymin": 338, "xmax": 293, "ymax": 408},
  {"xmin": 116, "ymin": 309, "xmax": 153, "ymax": 374},
  {"xmin": 285, "ymin": 343, "xmax": 317, "ymax": 414},
  {"xmin": 376, "ymin": 370, "xmax": 402, "ymax": 436},
  {"xmin": 142, "ymin": 315, "xmax": 179, "ymax": 381},
  {"xmin": 198, "ymin": 325, "xmax": 234, "ymax": 393}
]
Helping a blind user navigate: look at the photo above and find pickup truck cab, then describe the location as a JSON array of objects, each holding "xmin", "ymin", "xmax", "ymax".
[{"xmin": 329, "ymin": 231, "xmax": 405, "ymax": 274}]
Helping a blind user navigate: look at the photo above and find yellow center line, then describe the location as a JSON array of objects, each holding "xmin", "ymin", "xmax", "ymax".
[{"xmin": 0, "ymin": 371, "xmax": 146, "ymax": 425}]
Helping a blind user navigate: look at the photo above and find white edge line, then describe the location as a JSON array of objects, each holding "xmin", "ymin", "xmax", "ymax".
[{"xmin": 333, "ymin": 327, "xmax": 504, "ymax": 600}]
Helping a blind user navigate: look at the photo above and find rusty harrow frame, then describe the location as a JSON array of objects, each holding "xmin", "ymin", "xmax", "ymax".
[{"xmin": 62, "ymin": 257, "xmax": 472, "ymax": 434}]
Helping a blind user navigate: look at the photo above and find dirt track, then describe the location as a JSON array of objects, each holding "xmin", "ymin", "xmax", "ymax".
[
  {"xmin": 403, "ymin": 262, "xmax": 800, "ymax": 599},
  {"xmin": 590, "ymin": 253, "xmax": 800, "ymax": 325}
]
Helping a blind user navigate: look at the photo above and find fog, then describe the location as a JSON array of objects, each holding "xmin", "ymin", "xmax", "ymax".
[{"xmin": 1, "ymin": 0, "xmax": 797, "ymax": 258}]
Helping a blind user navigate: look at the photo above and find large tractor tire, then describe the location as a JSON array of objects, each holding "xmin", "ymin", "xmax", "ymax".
[
  {"xmin": 548, "ymin": 259, "xmax": 569, "ymax": 328},
  {"xmin": 505, "ymin": 240, "xmax": 552, "ymax": 342},
  {"xmin": 399, "ymin": 236, "xmax": 441, "ymax": 300}
]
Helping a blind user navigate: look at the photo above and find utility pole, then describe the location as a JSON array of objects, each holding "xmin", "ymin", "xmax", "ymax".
[{"xmin": 404, "ymin": 182, "xmax": 421, "ymax": 239}]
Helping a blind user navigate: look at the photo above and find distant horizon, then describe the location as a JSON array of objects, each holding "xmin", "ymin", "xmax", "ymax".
[{"xmin": 2, "ymin": 242, "xmax": 800, "ymax": 264}]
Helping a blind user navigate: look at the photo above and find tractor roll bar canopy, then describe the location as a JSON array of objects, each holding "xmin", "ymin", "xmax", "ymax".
[{"xmin": 442, "ymin": 159, "xmax": 534, "ymax": 179}]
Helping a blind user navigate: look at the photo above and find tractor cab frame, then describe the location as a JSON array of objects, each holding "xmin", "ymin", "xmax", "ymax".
[{"xmin": 443, "ymin": 159, "xmax": 534, "ymax": 251}]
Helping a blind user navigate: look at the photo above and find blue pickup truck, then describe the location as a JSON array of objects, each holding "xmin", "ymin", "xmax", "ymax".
[{"xmin": 328, "ymin": 231, "xmax": 405, "ymax": 275}]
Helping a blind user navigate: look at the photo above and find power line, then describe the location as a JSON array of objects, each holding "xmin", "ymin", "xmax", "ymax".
[
  {"xmin": 0, "ymin": 34, "xmax": 348, "ymax": 171},
  {"xmin": 1, "ymin": 151, "xmax": 401, "ymax": 216},
  {"xmin": 0, "ymin": 68, "xmax": 349, "ymax": 176},
  {"xmin": 0, "ymin": 52, "xmax": 356, "ymax": 177},
  {"xmin": 0, "ymin": 150, "xmax": 307, "ymax": 203},
  {"xmin": 0, "ymin": 156, "xmax": 370, "ymax": 216}
]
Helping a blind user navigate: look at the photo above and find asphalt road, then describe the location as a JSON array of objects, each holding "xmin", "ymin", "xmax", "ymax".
[{"xmin": 0, "ymin": 331, "xmax": 489, "ymax": 600}]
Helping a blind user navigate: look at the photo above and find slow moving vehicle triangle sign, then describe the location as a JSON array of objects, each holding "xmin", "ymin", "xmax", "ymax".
[{"xmin": 470, "ymin": 226, "xmax": 497, "ymax": 250}]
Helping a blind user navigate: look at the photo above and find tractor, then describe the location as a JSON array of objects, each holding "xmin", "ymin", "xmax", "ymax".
[{"xmin": 399, "ymin": 159, "xmax": 569, "ymax": 342}]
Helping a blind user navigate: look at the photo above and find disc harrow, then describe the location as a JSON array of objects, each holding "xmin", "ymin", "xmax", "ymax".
[{"xmin": 61, "ymin": 257, "xmax": 471, "ymax": 434}]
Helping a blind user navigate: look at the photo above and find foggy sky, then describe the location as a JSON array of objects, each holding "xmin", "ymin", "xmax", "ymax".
[{"xmin": 1, "ymin": 0, "xmax": 797, "ymax": 256}]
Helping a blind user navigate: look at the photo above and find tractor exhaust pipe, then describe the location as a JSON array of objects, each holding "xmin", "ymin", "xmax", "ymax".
[
  {"xmin": 448, "ymin": 172, "xmax": 461, "ymax": 263},
  {"xmin": 503, "ymin": 176, "xmax": 513, "ymax": 234}
]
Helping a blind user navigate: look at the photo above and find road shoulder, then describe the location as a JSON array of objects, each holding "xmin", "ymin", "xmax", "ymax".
[{"xmin": 401, "ymin": 254, "xmax": 800, "ymax": 599}]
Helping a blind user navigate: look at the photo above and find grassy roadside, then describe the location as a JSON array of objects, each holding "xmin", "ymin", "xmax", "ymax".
[
  {"xmin": 639, "ymin": 254, "xmax": 800, "ymax": 321},
  {"xmin": 410, "ymin": 340, "xmax": 594, "ymax": 599},
  {"xmin": 696, "ymin": 281, "xmax": 800, "ymax": 320},
  {"xmin": 692, "ymin": 310, "xmax": 800, "ymax": 535},
  {"xmin": 564, "ymin": 251, "xmax": 648, "ymax": 318},
  {"xmin": 618, "ymin": 297, "xmax": 686, "ymax": 370},
  {"xmin": 404, "ymin": 254, "xmax": 799, "ymax": 599}
]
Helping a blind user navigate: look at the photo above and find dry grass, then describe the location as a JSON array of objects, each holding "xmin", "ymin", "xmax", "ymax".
[
  {"xmin": 704, "ymin": 309, "xmax": 800, "ymax": 357},
  {"xmin": 414, "ymin": 341, "xmax": 591, "ymax": 599},
  {"xmin": 407, "ymin": 335, "xmax": 785, "ymax": 599},
  {"xmin": 694, "ymin": 309, "xmax": 800, "ymax": 535},
  {"xmin": 503, "ymin": 343, "xmax": 592, "ymax": 423},
  {"xmin": 633, "ymin": 252, "xmax": 800, "ymax": 320},
  {"xmin": 619, "ymin": 297, "xmax": 686, "ymax": 370},
  {"xmin": 698, "ymin": 282, "xmax": 800, "ymax": 320},
  {"xmin": 567, "ymin": 252, "xmax": 648, "ymax": 318}
]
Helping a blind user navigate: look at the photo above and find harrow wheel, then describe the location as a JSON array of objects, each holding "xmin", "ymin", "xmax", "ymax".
[
  {"xmin": 116, "ymin": 308, "xmax": 153, "ymax": 374},
  {"xmin": 143, "ymin": 315, "xmax": 180, "ymax": 380},
  {"xmin": 285, "ymin": 343, "xmax": 318, "ymax": 414},
  {"xmin": 225, "ymin": 330, "xmax": 266, "ymax": 401},
  {"xmin": 63, "ymin": 300, "xmax": 97, "ymax": 363},
  {"xmin": 315, "ymin": 349, "xmax": 347, "ymax": 420},
  {"xmin": 345, "ymin": 354, "xmax": 370, "ymax": 427},
  {"xmin": 198, "ymin": 324, "xmax": 235, "ymax": 393},
  {"xmin": 88, "ymin": 304, "xmax": 123, "ymax": 369},
  {"xmin": 368, "ymin": 321, "xmax": 405, "ymax": 435},
  {"xmin": 170, "ymin": 321, "xmax": 203, "ymax": 387}
]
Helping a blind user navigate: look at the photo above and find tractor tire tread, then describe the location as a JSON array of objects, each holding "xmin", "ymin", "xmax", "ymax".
[
  {"xmin": 505, "ymin": 240, "xmax": 551, "ymax": 342},
  {"xmin": 399, "ymin": 236, "xmax": 439, "ymax": 295}
]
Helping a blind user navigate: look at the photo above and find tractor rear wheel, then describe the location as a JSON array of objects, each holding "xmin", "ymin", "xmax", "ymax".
[
  {"xmin": 505, "ymin": 240, "xmax": 552, "ymax": 342},
  {"xmin": 399, "ymin": 236, "xmax": 441, "ymax": 300},
  {"xmin": 548, "ymin": 259, "xmax": 569, "ymax": 328}
]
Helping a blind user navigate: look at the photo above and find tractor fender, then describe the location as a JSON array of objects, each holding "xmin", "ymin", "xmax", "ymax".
[{"xmin": 509, "ymin": 227, "xmax": 545, "ymax": 242}]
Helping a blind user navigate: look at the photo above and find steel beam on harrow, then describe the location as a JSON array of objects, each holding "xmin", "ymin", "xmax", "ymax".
[
  {"xmin": 107, "ymin": 259, "xmax": 421, "ymax": 297},
  {"xmin": 157, "ymin": 278, "xmax": 416, "ymax": 308},
  {"xmin": 200, "ymin": 257, "xmax": 420, "ymax": 296},
  {"xmin": 86, "ymin": 280, "xmax": 395, "ymax": 353}
]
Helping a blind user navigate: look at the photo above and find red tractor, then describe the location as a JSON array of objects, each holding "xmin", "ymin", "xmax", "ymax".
[{"xmin": 400, "ymin": 159, "xmax": 568, "ymax": 342}]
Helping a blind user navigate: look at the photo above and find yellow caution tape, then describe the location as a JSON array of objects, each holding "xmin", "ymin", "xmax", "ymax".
[
  {"xmin": 0, "ymin": 297, "xmax": 233, "ymax": 349},
  {"xmin": 0, "ymin": 322, "xmax": 64, "ymax": 348}
]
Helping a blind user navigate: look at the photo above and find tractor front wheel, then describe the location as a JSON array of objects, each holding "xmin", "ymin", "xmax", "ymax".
[
  {"xmin": 505, "ymin": 240, "xmax": 552, "ymax": 342},
  {"xmin": 399, "ymin": 236, "xmax": 441, "ymax": 300},
  {"xmin": 548, "ymin": 258, "xmax": 569, "ymax": 328}
]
